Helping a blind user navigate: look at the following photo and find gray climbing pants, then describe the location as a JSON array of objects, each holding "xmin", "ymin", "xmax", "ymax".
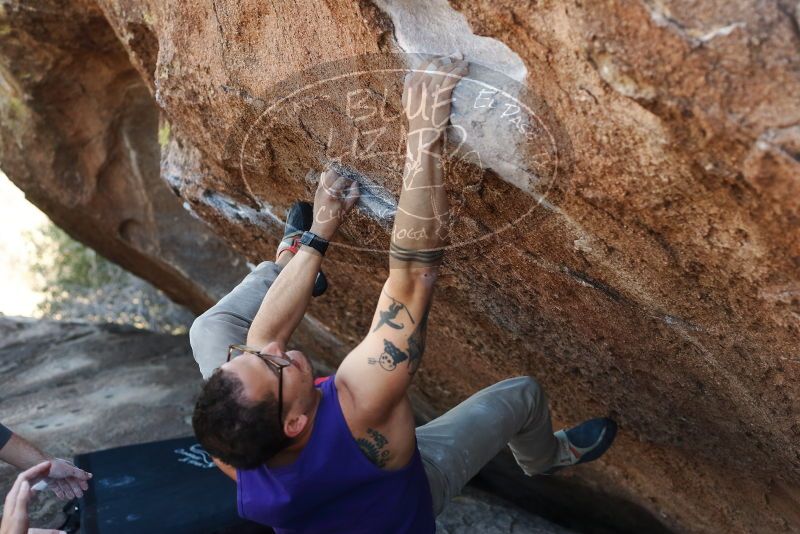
[
  {"xmin": 189, "ymin": 261, "xmax": 561, "ymax": 516},
  {"xmin": 416, "ymin": 376, "xmax": 560, "ymax": 515}
]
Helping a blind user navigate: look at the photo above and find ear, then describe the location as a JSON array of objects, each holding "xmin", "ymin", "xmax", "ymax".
[{"xmin": 283, "ymin": 413, "xmax": 309, "ymax": 439}]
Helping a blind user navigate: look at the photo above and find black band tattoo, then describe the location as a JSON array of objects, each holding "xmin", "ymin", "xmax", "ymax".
[
  {"xmin": 373, "ymin": 291, "xmax": 416, "ymax": 332},
  {"xmin": 389, "ymin": 243, "xmax": 444, "ymax": 265},
  {"xmin": 356, "ymin": 428, "xmax": 391, "ymax": 468}
]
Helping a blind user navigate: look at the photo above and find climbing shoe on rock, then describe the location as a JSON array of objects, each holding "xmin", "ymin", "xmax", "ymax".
[
  {"xmin": 544, "ymin": 417, "xmax": 617, "ymax": 475},
  {"xmin": 277, "ymin": 201, "xmax": 328, "ymax": 297}
]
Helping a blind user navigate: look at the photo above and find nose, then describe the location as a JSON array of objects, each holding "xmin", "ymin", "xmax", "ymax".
[
  {"xmin": 285, "ymin": 350, "xmax": 305, "ymax": 371},
  {"xmin": 290, "ymin": 357, "xmax": 302, "ymax": 370}
]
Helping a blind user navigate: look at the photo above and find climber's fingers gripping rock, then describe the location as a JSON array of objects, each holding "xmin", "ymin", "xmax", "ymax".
[
  {"xmin": 311, "ymin": 168, "xmax": 360, "ymax": 240},
  {"xmin": 402, "ymin": 54, "xmax": 469, "ymax": 137}
]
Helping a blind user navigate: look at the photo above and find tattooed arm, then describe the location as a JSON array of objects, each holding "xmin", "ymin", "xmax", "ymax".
[
  {"xmin": 246, "ymin": 169, "xmax": 358, "ymax": 350},
  {"xmin": 337, "ymin": 56, "xmax": 468, "ymax": 422}
]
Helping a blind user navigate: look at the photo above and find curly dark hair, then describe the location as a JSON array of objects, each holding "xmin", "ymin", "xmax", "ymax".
[{"xmin": 192, "ymin": 369, "xmax": 290, "ymax": 469}]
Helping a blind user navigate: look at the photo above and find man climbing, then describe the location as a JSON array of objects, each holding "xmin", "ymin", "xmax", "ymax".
[{"xmin": 189, "ymin": 55, "xmax": 616, "ymax": 533}]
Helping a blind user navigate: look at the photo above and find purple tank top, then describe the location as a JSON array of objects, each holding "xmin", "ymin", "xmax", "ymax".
[{"xmin": 236, "ymin": 375, "xmax": 435, "ymax": 533}]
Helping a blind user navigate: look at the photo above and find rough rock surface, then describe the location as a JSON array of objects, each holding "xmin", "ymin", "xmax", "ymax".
[
  {"xmin": 0, "ymin": 317, "xmax": 566, "ymax": 533},
  {"xmin": 0, "ymin": 1, "xmax": 798, "ymax": 532},
  {"xmin": 0, "ymin": 0, "xmax": 247, "ymax": 313},
  {"xmin": 437, "ymin": 486, "xmax": 575, "ymax": 534}
]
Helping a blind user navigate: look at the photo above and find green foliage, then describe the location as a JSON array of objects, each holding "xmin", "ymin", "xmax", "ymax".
[
  {"xmin": 27, "ymin": 222, "xmax": 192, "ymax": 334},
  {"xmin": 158, "ymin": 120, "xmax": 171, "ymax": 148},
  {"xmin": 30, "ymin": 224, "xmax": 125, "ymax": 295}
]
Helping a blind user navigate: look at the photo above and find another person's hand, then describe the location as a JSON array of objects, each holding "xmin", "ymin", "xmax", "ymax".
[
  {"xmin": 310, "ymin": 168, "xmax": 360, "ymax": 240},
  {"xmin": 42, "ymin": 458, "xmax": 91, "ymax": 500},
  {"xmin": 0, "ymin": 461, "xmax": 64, "ymax": 534},
  {"xmin": 402, "ymin": 54, "xmax": 469, "ymax": 139}
]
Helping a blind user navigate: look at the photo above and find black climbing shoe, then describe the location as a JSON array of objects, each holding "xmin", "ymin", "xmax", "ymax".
[
  {"xmin": 311, "ymin": 270, "xmax": 328, "ymax": 297},
  {"xmin": 282, "ymin": 201, "xmax": 313, "ymax": 243},
  {"xmin": 277, "ymin": 201, "xmax": 328, "ymax": 297}
]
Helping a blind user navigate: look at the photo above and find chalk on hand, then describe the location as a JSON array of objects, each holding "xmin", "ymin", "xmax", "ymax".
[{"xmin": 32, "ymin": 480, "xmax": 49, "ymax": 492}]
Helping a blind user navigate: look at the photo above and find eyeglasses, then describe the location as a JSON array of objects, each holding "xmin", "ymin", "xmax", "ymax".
[{"xmin": 227, "ymin": 344, "xmax": 292, "ymax": 428}]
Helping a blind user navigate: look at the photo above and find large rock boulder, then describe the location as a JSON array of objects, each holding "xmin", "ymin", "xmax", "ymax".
[
  {"xmin": 0, "ymin": 0, "xmax": 247, "ymax": 312},
  {"xmin": 0, "ymin": 1, "xmax": 798, "ymax": 532}
]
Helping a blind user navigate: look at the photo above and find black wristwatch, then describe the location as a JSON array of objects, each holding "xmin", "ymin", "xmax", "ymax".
[{"xmin": 299, "ymin": 231, "xmax": 329, "ymax": 256}]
